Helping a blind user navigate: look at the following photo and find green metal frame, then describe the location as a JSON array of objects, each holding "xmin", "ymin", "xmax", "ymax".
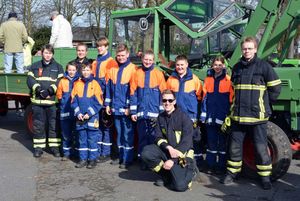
[{"xmin": 108, "ymin": 0, "xmax": 300, "ymax": 132}]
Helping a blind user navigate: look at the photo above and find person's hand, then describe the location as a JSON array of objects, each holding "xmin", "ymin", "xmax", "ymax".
[
  {"xmin": 106, "ymin": 106, "xmax": 111, "ymax": 115},
  {"xmin": 40, "ymin": 90, "xmax": 49, "ymax": 99},
  {"xmin": 131, "ymin": 114, "xmax": 137, "ymax": 122},
  {"xmin": 163, "ymin": 160, "xmax": 174, "ymax": 170},
  {"xmin": 167, "ymin": 146, "xmax": 181, "ymax": 158},
  {"xmin": 77, "ymin": 113, "xmax": 84, "ymax": 121},
  {"xmin": 124, "ymin": 109, "xmax": 129, "ymax": 116},
  {"xmin": 35, "ymin": 86, "xmax": 41, "ymax": 96},
  {"xmin": 83, "ymin": 113, "xmax": 89, "ymax": 120}
]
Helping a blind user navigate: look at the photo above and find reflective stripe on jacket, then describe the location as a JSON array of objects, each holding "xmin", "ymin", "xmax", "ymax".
[
  {"xmin": 130, "ymin": 64, "xmax": 166, "ymax": 119},
  {"xmin": 167, "ymin": 68, "xmax": 202, "ymax": 121},
  {"xmin": 57, "ymin": 72, "xmax": 79, "ymax": 120},
  {"xmin": 105, "ymin": 60, "xmax": 137, "ymax": 115},
  {"xmin": 230, "ymin": 55, "xmax": 281, "ymax": 125},
  {"xmin": 71, "ymin": 75, "xmax": 103, "ymax": 130},
  {"xmin": 91, "ymin": 53, "xmax": 117, "ymax": 93},
  {"xmin": 27, "ymin": 59, "xmax": 64, "ymax": 106},
  {"xmin": 155, "ymin": 107, "xmax": 194, "ymax": 159},
  {"xmin": 200, "ymin": 69, "xmax": 233, "ymax": 125}
]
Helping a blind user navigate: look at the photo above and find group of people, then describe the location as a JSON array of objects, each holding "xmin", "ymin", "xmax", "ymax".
[
  {"xmin": 1, "ymin": 11, "xmax": 282, "ymax": 192},
  {"xmin": 25, "ymin": 36, "xmax": 282, "ymax": 192}
]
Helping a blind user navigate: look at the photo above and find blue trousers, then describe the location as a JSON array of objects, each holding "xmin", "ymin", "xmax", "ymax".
[
  {"xmin": 4, "ymin": 52, "xmax": 24, "ymax": 73},
  {"xmin": 78, "ymin": 129, "xmax": 99, "ymax": 161},
  {"xmin": 206, "ymin": 124, "xmax": 227, "ymax": 169},
  {"xmin": 137, "ymin": 119, "xmax": 156, "ymax": 157},
  {"xmin": 114, "ymin": 115, "xmax": 134, "ymax": 164},
  {"xmin": 98, "ymin": 124, "xmax": 112, "ymax": 157},
  {"xmin": 60, "ymin": 119, "xmax": 76, "ymax": 157}
]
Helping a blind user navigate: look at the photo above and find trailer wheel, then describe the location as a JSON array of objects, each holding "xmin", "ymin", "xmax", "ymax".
[
  {"xmin": 24, "ymin": 104, "xmax": 34, "ymax": 137},
  {"xmin": 0, "ymin": 96, "xmax": 8, "ymax": 116},
  {"xmin": 242, "ymin": 121, "xmax": 292, "ymax": 181}
]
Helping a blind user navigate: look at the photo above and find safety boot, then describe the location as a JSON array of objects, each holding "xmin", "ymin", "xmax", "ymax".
[
  {"xmin": 50, "ymin": 147, "xmax": 60, "ymax": 157},
  {"xmin": 261, "ymin": 177, "xmax": 272, "ymax": 190},
  {"xmin": 33, "ymin": 148, "xmax": 43, "ymax": 158},
  {"xmin": 220, "ymin": 173, "xmax": 234, "ymax": 185},
  {"xmin": 75, "ymin": 160, "xmax": 87, "ymax": 168},
  {"xmin": 87, "ymin": 160, "xmax": 97, "ymax": 169}
]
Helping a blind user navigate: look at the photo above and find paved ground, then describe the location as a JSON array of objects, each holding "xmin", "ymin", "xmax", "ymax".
[{"xmin": 1, "ymin": 110, "xmax": 300, "ymax": 201}]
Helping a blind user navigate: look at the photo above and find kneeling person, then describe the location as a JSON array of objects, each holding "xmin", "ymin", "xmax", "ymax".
[{"xmin": 141, "ymin": 90, "xmax": 195, "ymax": 192}]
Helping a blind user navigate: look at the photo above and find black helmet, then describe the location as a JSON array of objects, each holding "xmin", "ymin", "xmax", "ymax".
[{"xmin": 101, "ymin": 109, "xmax": 113, "ymax": 128}]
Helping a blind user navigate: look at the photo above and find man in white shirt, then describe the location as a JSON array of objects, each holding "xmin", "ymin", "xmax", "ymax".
[{"xmin": 49, "ymin": 11, "xmax": 73, "ymax": 48}]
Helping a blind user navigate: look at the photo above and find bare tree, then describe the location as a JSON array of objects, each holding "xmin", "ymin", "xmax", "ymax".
[{"xmin": 51, "ymin": 0, "xmax": 89, "ymax": 23}]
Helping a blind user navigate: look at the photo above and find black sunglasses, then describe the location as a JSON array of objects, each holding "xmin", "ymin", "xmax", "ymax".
[{"xmin": 162, "ymin": 99, "xmax": 175, "ymax": 103}]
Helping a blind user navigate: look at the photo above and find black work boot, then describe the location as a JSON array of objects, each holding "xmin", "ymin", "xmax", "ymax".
[
  {"xmin": 33, "ymin": 148, "xmax": 43, "ymax": 158},
  {"xmin": 50, "ymin": 147, "xmax": 60, "ymax": 157},
  {"xmin": 154, "ymin": 179, "xmax": 164, "ymax": 187},
  {"xmin": 87, "ymin": 160, "xmax": 97, "ymax": 169},
  {"xmin": 220, "ymin": 173, "xmax": 235, "ymax": 185},
  {"xmin": 261, "ymin": 176, "xmax": 272, "ymax": 190},
  {"xmin": 75, "ymin": 160, "xmax": 87, "ymax": 168}
]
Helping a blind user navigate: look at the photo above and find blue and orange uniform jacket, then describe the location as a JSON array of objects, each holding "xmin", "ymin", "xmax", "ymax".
[
  {"xmin": 130, "ymin": 64, "xmax": 166, "ymax": 119},
  {"xmin": 200, "ymin": 69, "xmax": 233, "ymax": 125},
  {"xmin": 167, "ymin": 68, "xmax": 202, "ymax": 122},
  {"xmin": 71, "ymin": 75, "xmax": 103, "ymax": 130},
  {"xmin": 91, "ymin": 52, "xmax": 118, "ymax": 93},
  {"xmin": 56, "ymin": 72, "xmax": 80, "ymax": 120},
  {"xmin": 105, "ymin": 59, "xmax": 137, "ymax": 116}
]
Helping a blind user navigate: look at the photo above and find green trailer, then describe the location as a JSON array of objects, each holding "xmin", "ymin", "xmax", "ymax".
[
  {"xmin": 0, "ymin": 48, "xmax": 98, "ymax": 133},
  {"xmin": 108, "ymin": 0, "xmax": 300, "ymax": 180}
]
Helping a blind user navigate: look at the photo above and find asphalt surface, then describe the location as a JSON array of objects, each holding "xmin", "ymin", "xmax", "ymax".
[{"xmin": 1, "ymin": 109, "xmax": 300, "ymax": 201}]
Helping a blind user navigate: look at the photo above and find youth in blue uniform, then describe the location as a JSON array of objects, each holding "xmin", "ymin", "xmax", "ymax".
[
  {"xmin": 57, "ymin": 61, "xmax": 80, "ymax": 160},
  {"xmin": 200, "ymin": 56, "xmax": 233, "ymax": 174},
  {"xmin": 92, "ymin": 37, "xmax": 118, "ymax": 160},
  {"xmin": 130, "ymin": 50, "xmax": 166, "ymax": 167},
  {"xmin": 71, "ymin": 64, "xmax": 103, "ymax": 169},
  {"xmin": 105, "ymin": 44, "xmax": 137, "ymax": 168}
]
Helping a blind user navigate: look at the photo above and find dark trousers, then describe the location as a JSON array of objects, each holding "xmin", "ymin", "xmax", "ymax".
[
  {"xmin": 141, "ymin": 144, "xmax": 194, "ymax": 192},
  {"xmin": 114, "ymin": 115, "xmax": 134, "ymax": 164},
  {"xmin": 228, "ymin": 122, "xmax": 271, "ymax": 176},
  {"xmin": 137, "ymin": 119, "xmax": 156, "ymax": 156},
  {"xmin": 32, "ymin": 105, "xmax": 59, "ymax": 149}
]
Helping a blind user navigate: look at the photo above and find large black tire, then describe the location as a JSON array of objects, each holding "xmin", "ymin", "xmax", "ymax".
[
  {"xmin": 24, "ymin": 103, "xmax": 34, "ymax": 137},
  {"xmin": 0, "ymin": 96, "xmax": 8, "ymax": 116},
  {"xmin": 242, "ymin": 121, "xmax": 292, "ymax": 181}
]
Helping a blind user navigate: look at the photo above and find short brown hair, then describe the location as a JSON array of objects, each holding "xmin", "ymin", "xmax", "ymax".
[
  {"xmin": 161, "ymin": 89, "xmax": 176, "ymax": 99},
  {"xmin": 66, "ymin": 61, "xmax": 77, "ymax": 71},
  {"xmin": 42, "ymin": 44, "xmax": 54, "ymax": 54},
  {"xmin": 175, "ymin": 54, "xmax": 188, "ymax": 63},
  {"xmin": 211, "ymin": 55, "xmax": 225, "ymax": 67},
  {"xmin": 143, "ymin": 49, "xmax": 155, "ymax": 58},
  {"xmin": 76, "ymin": 42, "xmax": 88, "ymax": 51},
  {"xmin": 116, "ymin": 43, "xmax": 129, "ymax": 53},
  {"xmin": 81, "ymin": 63, "xmax": 92, "ymax": 70},
  {"xmin": 96, "ymin": 36, "xmax": 109, "ymax": 47},
  {"xmin": 240, "ymin": 36, "xmax": 258, "ymax": 48}
]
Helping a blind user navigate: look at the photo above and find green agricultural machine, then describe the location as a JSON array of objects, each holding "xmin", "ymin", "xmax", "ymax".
[{"xmin": 108, "ymin": 0, "xmax": 300, "ymax": 180}]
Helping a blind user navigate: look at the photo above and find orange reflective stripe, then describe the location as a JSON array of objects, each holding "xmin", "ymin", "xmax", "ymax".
[
  {"xmin": 108, "ymin": 63, "xmax": 137, "ymax": 84},
  {"xmin": 57, "ymin": 78, "xmax": 71, "ymax": 100},
  {"xmin": 166, "ymin": 77, "xmax": 180, "ymax": 92},
  {"xmin": 92, "ymin": 57, "xmax": 117, "ymax": 79},
  {"xmin": 72, "ymin": 80, "xmax": 103, "ymax": 105},
  {"xmin": 149, "ymin": 68, "xmax": 166, "ymax": 89},
  {"xmin": 204, "ymin": 77, "xmax": 215, "ymax": 93}
]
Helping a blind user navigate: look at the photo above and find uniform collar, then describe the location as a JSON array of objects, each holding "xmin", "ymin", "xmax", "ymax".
[
  {"xmin": 142, "ymin": 64, "xmax": 154, "ymax": 71},
  {"xmin": 118, "ymin": 59, "xmax": 131, "ymax": 69}
]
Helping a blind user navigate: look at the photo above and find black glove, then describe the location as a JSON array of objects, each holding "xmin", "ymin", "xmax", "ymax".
[
  {"xmin": 35, "ymin": 86, "xmax": 41, "ymax": 96},
  {"xmin": 40, "ymin": 90, "xmax": 49, "ymax": 99},
  {"xmin": 47, "ymin": 87, "xmax": 55, "ymax": 96}
]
